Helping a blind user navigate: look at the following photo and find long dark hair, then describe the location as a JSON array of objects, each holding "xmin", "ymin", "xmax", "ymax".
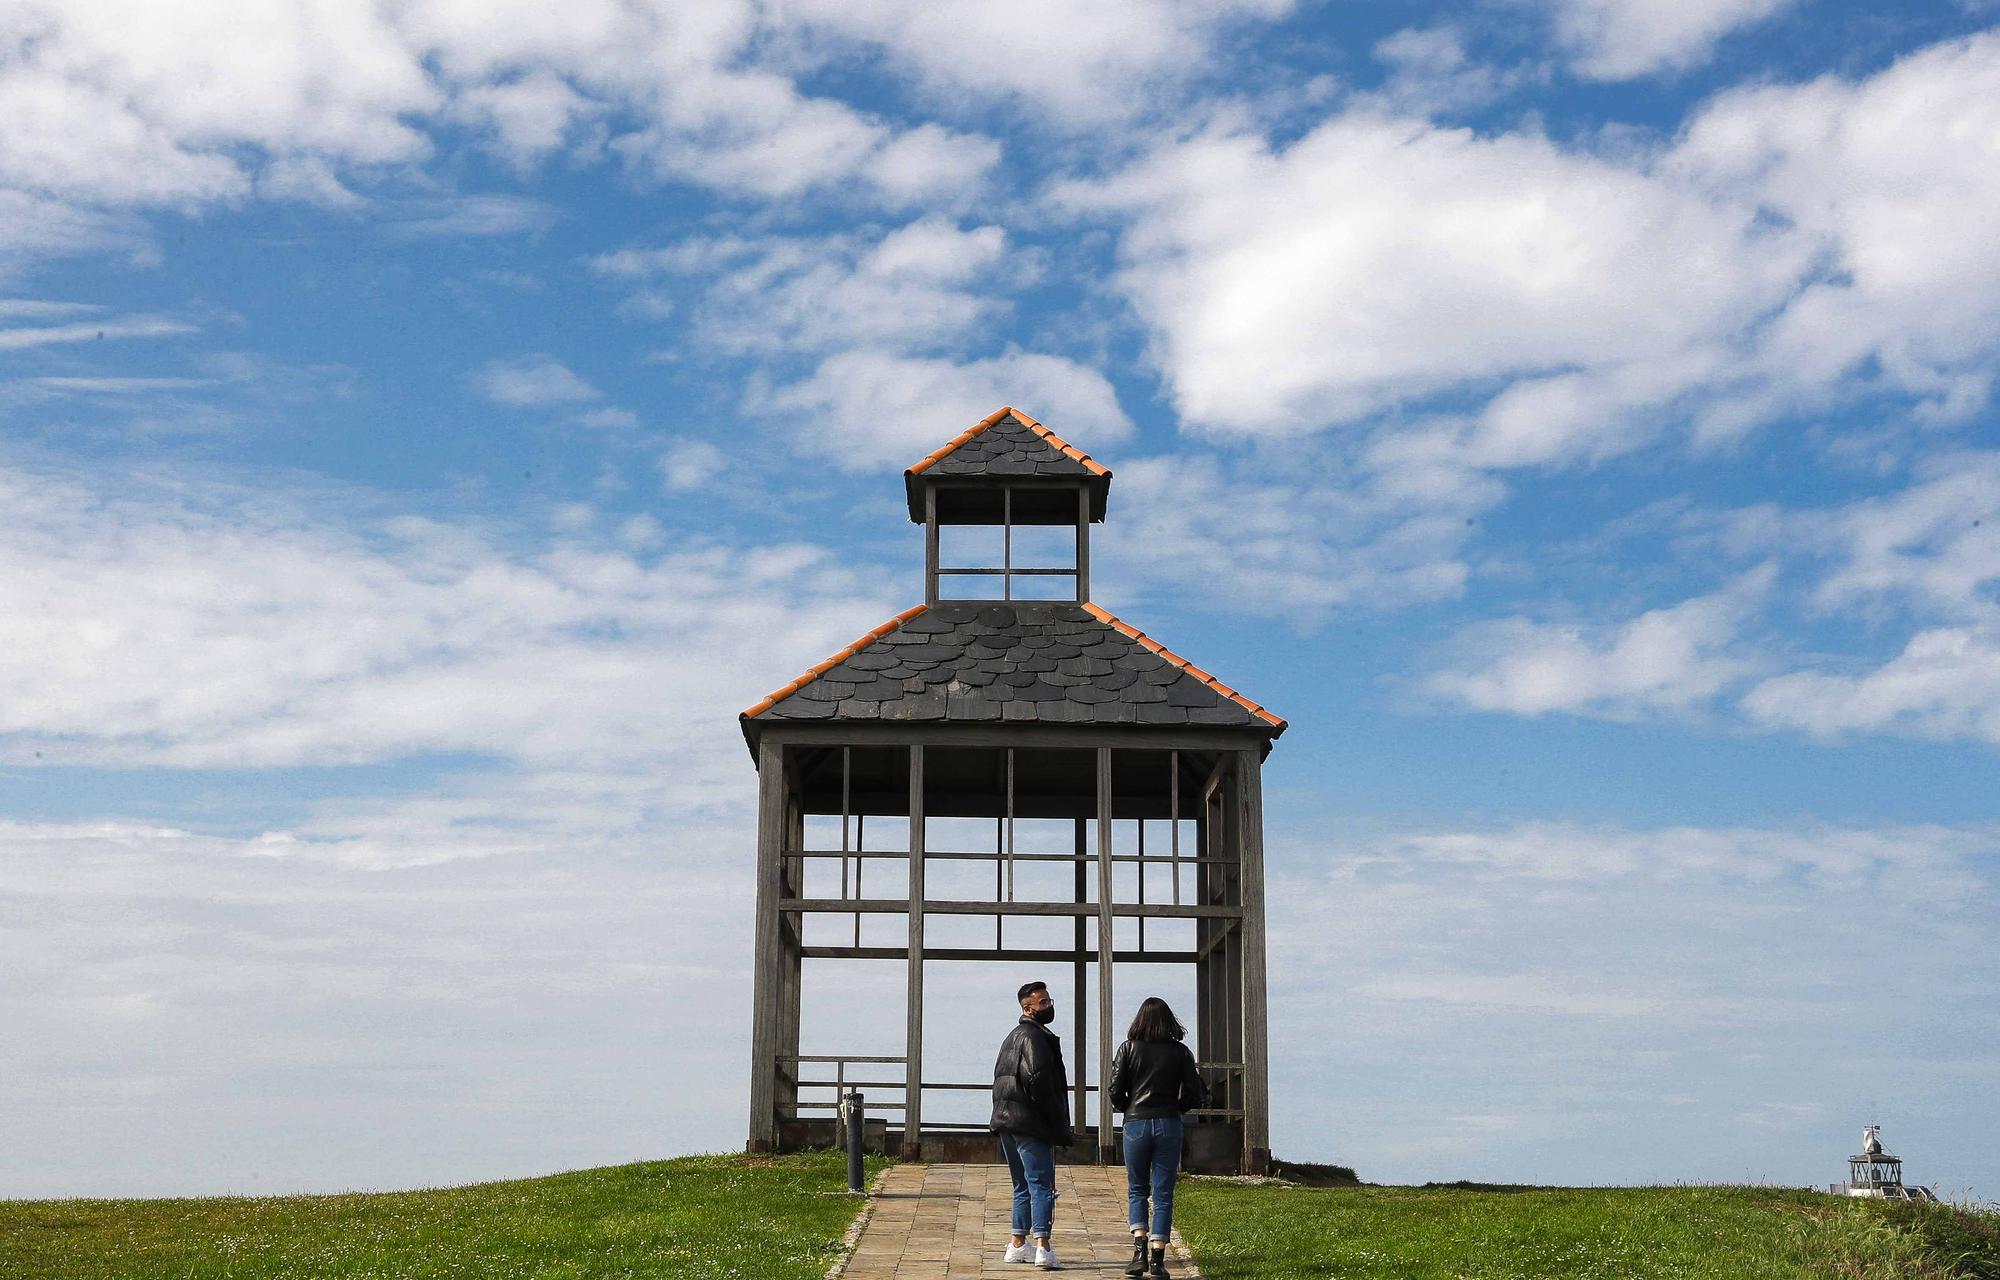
[{"xmin": 1127, "ymin": 996, "xmax": 1185, "ymax": 1043}]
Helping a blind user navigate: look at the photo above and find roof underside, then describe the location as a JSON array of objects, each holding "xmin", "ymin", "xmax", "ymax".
[
  {"xmin": 904, "ymin": 408, "xmax": 1111, "ymax": 522},
  {"xmin": 743, "ymin": 602, "xmax": 1284, "ymax": 742}
]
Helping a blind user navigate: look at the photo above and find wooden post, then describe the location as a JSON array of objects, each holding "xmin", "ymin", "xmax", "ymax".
[
  {"xmin": 1095, "ymin": 746, "xmax": 1116, "ymax": 1165},
  {"xmin": 924, "ymin": 485, "xmax": 939, "ymax": 606},
  {"xmin": 903, "ymin": 745, "xmax": 925, "ymax": 1160},
  {"xmin": 1075, "ymin": 486, "xmax": 1091, "ymax": 601},
  {"xmin": 1236, "ymin": 750, "xmax": 1271, "ymax": 1173},
  {"xmin": 779, "ymin": 782, "xmax": 804, "ymax": 1133},
  {"xmin": 1072, "ymin": 817, "xmax": 1087, "ymax": 1134},
  {"xmin": 1192, "ymin": 798, "xmax": 1211, "ymax": 1092},
  {"xmin": 747, "ymin": 738, "xmax": 787, "ymax": 1152}
]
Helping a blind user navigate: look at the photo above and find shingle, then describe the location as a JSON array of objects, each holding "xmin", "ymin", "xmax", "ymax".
[
  {"xmin": 947, "ymin": 692, "xmax": 1002, "ymax": 721},
  {"xmin": 844, "ymin": 651, "xmax": 901, "ymax": 671},
  {"xmin": 1167, "ymin": 682, "xmax": 1221, "ymax": 708},
  {"xmin": 779, "ymin": 699, "xmax": 837, "ymax": 719}
]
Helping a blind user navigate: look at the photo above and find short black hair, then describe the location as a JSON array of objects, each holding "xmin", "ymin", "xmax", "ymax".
[{"xmin": 1017, "ymin": 981, "xmax": 1048, "ymax": 1006}]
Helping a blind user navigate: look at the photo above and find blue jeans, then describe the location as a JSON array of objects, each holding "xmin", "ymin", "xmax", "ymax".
[
  {"xmin": 1123, "ymin": 1116, "xmax": 1183, "ymax": 1241},
  {"xmin": 999, "ymin": 1132, "xmax": 1057, "ymax": 1240}
]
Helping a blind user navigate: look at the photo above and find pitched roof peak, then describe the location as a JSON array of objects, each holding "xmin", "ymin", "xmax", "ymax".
[
  {"xmin": 907, "ymin": 407, "xmax": 1110, "ymax": 478},
  {"xmin": 903, "ymin": 407, "xmax": 1112, "ymax": 522}
]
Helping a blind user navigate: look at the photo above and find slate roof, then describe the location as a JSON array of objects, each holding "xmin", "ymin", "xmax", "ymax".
[
  {"xmin": 741, "ymin": 601, "xmax": 1285, "ymax": 741},
  {"xmin": 904, "ymin": 407, "xmax": 1112, "ymax": 521}
]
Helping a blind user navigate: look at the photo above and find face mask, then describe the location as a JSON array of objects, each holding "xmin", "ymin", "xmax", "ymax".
[{"xmin": 1032, "ymin": 1004, "xmax": 1056, "ymax": 1025}]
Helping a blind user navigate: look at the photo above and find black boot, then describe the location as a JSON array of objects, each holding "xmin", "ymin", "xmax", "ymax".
[
  {"xmin": 1123, "ymin": 1233, "xmax": 1148, "ymax": 1276},
  {"xmin": 1148, "ymin": 1243, "xmax": 1170, "ymax": 1278}
]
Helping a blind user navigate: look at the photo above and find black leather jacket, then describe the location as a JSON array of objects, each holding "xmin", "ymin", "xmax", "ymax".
[
  {"xmin": 990, "ymin": 1016, "xmax": 1073, "ymax": 1145},
  {"xmin": 1107, "ymin": 1038, "xmax": 1206, "ymax": 1120}
]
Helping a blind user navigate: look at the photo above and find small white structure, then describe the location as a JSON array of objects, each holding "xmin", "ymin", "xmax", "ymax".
[{"xmin": 1833, "ymin": 1125, "xmax": 1938, "ymax": 1202}]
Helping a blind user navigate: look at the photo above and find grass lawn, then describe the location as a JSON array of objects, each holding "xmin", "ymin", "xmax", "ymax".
[
  {"xmin": 0, "ymin": 1151, "xmax": 882, "ymax": 1280},
  {"xmin": 1177, "ymin": 1181, "xmax": 2000, "ymax": 1280}
]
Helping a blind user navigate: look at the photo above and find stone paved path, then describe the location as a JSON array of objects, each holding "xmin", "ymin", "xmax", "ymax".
[{"xmin": 836, "ymin": 1163, "xmax": 1203, "ymax": 1279}]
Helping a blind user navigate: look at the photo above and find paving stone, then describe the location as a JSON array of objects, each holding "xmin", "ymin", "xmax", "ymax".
[{"xmin": 833, "ymin": 1163, "xmax": 1203, "ymax": 1280}]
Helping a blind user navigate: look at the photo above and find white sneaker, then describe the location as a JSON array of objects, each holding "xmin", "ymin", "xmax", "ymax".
[
  {"xmin": 1003, "ymin": 1242, "xmax": 1034, "ymax": 1264},
  {"xmin": 1035, "ymin": 1244, "xmax": 1062, "ymax": 1270}
]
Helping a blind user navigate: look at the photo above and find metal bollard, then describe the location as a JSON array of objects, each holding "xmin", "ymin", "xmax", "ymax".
[{"xmin": 840, "ymin": 1091, "xmax": 865, "ymax": 1192}]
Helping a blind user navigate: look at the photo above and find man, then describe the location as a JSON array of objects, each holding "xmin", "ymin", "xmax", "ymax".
[{"xmin": 990, "ymin": 980, "xmax": 1072, "ymax": 1269}]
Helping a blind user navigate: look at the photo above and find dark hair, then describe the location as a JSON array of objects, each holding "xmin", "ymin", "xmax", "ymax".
[
  {"xmin": 1017, "ymin": 981, "xmax": 1048, "ymax": 1006},
  {"xmin": 1127, "ymin": 997, "xmax": 1185, "ymax": 1043}
]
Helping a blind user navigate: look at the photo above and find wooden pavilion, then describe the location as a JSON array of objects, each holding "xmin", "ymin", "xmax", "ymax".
[{"xmin": 740, "ymin": 408, "xmax": 1285, "ymax": 1174}]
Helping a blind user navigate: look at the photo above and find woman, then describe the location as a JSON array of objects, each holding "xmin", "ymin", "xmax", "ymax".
[{"xmin": 1107, "ymin": 996, "xmax": 1207, "ymax": 1278}]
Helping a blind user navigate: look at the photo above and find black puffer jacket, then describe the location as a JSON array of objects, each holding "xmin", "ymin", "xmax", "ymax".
[
  {"xmin": 1107, "ymin": 1038, "xmax": 1206, "ymax": 1120},
  {"xmin": 990, "ymin": 1016, "xmax": 1073, "ymax": 1145}
]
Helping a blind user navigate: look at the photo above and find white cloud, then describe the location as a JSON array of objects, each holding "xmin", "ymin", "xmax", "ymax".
[
  {"xmin": 0, "ymin": 0, "xmax": 1002, "ymax": 254},
  {"xmin": 661, "ymin": 440, "xmax": 726, "ymax": 491},
  {"xmin": 1743, "ymin": 626, "xmax": 2000, "ymax": 745},
  {"xmin": 1550, "ymin": 0, "xmax": 1793, "ymax": 80},
  {"xmin": 447, "ymin": 71, "xmax": 598, "ymax": 165},
  {"xmin": 0, "ymin": 460, "xmax": 898, "ymax": 771},
  {"xmin": 256, "ymin": 154, "xmax": 365, "ymax": 209},
  {"xmin": 0, "ymin": 814, "xmax": 759, "ymax": 1196},
  {"xmin": 1422, "ymin": 566, "xmax": 1773, "ymax": 717},
  {"xmin": 574, "ymin": 406, "xmax": 638, "ymax": 431},
  {"xmin": 784, "ymin": 0, "xmax": 1291, "ymax": 124},
  {"xmin": 863, "ymin": 123, "xmax": 1003, "ymax": 207},
  {"xmin": 1061, "ymin": 113, "xmax": 1800, "ymax": 436},
  {"xmin": 762, "ymin": 349, "xmax": 1131, "ymax": 469},
  {"xmin": 600, "ymin": 219, "xmax": 1014, "ymax": 356},
  {"xmin": 600, "ymin": 219, "xmax": 1120, "ymax": 472},
  {"xmin": 0, "ymin": 311, "xmax": 196, "ymax": 349},
  {"xmin": 467, "ymin": 354, "xmax": 600, "ymax": 407},
  {"xmin": 0, "ymin": 298, "xmax": 95, "ymax": 319},
  {"xmin": 1097, "ymin": 451, "xmax": 1483, "ymax": 622},
  {"xmin": 1798, "ymin": 452, "xmax": 2000, "ymax": 621},
  {"xmin": 1672, "ymin": 31, "xmax": 2000, "ymax": 433},
  {"xmin": 1706, "ymin": 450, "xmax": 2000, "ymax": 746},
  {"xmin": 0, "ymin": 0, "xmax": 435, "ymax": 206},
  {"xmin": 1064, "ymin": 30, "xmax": 2000, "ymax": 468},
  {"xmin": 1367, "ymin": 25, "xmax": 1541, "ymax": 115},
  {"xmin": 0, "ymin": 455, "xmax": 918, "ymax": 1196},
  {"xmin": 1270, "ymin": 817, "xmax": 1998, "ymax": 1186},
  {"xmin": 386, "ymin": 194, "xmax": 558, "ymax": 238}
]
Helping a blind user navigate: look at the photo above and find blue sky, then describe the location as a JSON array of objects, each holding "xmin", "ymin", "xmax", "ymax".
[{"xmin": 2, "ymin": 0, "xmax": 1997, "ymax": 1201}]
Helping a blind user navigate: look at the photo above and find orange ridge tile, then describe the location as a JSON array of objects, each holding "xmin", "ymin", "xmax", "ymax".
[
  {"xmin": 742, "ymin": 604, "xmax": 929, "ymax": 718},
  {"xmin": 1082, "ymin": 602, "xmax": 1287, "ymax": 731}
]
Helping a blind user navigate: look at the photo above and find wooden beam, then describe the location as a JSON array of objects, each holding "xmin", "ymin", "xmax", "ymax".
[
  {"xmin": 746, "ymin": 738, "xmax": 787, "ymax": 1151},
  {"xmin": 1195, "ymin": 918, "xmax": 1238, "ymax": 961},
  {"xmin": 1075, "ymin": 483, "xmax": 1091, "ymax": 601},
  {"xmin": 779, "ymin": 779, "xmax": 804, "ymax": 1123},
  {"xmin": 1095, "ymin": 745, "xmax": 1116, "ymax": 1164},
  {"xmin": 1072, "ymin": 817, "xmax": 1087, "ymax": 1134},
  {"xmin": 758, "ymin": 723, "xmax": 1274, "ymax": 753},
  {"xmin": 924, "ymin": 483, "xmax": 939, "ymax": 606},
  {"xmin": 779, "ymin": 898, "xmax": 1243, "ymax": 919},
  {"xmin": 1236, "ymin": 749, "xmax": 1271, "ymax": 1167},
  {"xmin": 786, "ymin": 847, "xmax": 1244, "ymax": 866},
  {"xmin": 800, "ymin": 946, "xmax": 1200, "ymax": 963},
  {"xmin": 904, "ymin": 745, "xmax": 925, "ymax": 1159}
]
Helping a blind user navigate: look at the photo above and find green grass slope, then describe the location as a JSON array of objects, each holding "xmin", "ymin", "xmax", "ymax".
[
  {"xmin": 0, "ymin": 1152, "xmax": 881, "ymax": 1280},
  {"xmin": 1177, "ymin": 1181, "xmax": 2000, "ymax": 1280}
]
